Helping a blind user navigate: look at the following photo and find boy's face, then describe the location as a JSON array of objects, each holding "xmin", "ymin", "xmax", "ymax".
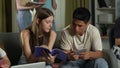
[{"xmin": 73, "ymin": 19, "xmax": 89, "ymax": 36}]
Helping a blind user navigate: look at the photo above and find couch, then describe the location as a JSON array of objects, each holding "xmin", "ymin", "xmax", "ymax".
[
  {"xmin": 0, "ymin": 33, "xmax": 22, "ymax": 66},
  {"xmin": 0, "ymin": 32, "xmax": 118, "ymax": 68}
]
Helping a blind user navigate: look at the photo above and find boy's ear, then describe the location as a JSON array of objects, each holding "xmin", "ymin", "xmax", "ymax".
[{"xmin": 86, "ymin": 21, "xmax": 90, "ymax": 26}]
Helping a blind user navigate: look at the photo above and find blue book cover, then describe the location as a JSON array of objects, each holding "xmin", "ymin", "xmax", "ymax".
[{"xmin": 34, "ymin": 46, "xmax": 67, "ymax": 61}]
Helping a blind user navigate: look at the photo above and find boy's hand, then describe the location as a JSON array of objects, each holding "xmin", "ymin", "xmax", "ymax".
[{"xmin": 79, "ymin": 51, "xmax": 90, "ymax": 60}]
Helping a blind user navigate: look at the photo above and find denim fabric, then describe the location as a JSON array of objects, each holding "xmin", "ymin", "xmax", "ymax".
[
  {"xmin": 59, "ymin": 58, "xmax": 108, "ymax": 68},
  {"xmin": 94, "ymin": 58, "xmax": 108, "ymax": 68},
  {"xmin": 17, "ymin": 10, "xmax": 32, "ymax": 32},
  {"xmin": 18, "ymin": 54, "xmax": 27, "ymax": 64}
]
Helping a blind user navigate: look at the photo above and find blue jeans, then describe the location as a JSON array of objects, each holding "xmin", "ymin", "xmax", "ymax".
[
  {"xmin": 59, "ymin": 58, "xmax": 108, "ymax": 68},
  {"xmin": 94, "ymin": 58, "xmax": 108, "ymax": 68},
  {"xmin": 17, "ymin": 10, "xmax": 32, "ymax": 32}
]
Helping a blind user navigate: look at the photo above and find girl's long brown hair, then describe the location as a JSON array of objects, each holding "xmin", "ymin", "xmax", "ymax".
[{"xmin": 27, "ymin": 8, "xmax": 54, "ymax": 52}]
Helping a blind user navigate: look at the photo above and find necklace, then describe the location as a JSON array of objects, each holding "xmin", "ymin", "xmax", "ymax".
[
  {"xmin": 79, "ymin": 34, "xmax": 85, "ymax": 44},
  {"xmin": 77, "ymin": 31, "xmax": 86, "ymax": 44}
]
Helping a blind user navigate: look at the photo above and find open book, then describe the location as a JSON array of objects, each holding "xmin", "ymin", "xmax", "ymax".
[{"xmin": 34, "ymin": 46, "xmax": 67, "ymax": 61}]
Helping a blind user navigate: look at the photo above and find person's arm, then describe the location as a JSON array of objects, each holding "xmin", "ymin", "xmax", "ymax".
[
  {"xmin": 21, "ymin": 30, "xmax": 37, "ymax": 63},
  {"xmin": 79, "ymin": 50, "xmax": 103, "ymax": 60},
  {"xmin": 0, "ymin": 44, "xmax": 11, "ymax": 68},
  {"xmin": 0, "ymin": 55, "xmax": 11, "ymax": 68},
  {"xmin": 47, "ymin": 30, "xmax": 56, "ymax": 50},
  {"xmin": 52, "ymin": 0, "xmax": 57, "ymax": 10},
  {"xmin": 16, "ymin": 0, "xmax": 40, "ymax": 10},
  {"xmin": 60, "ymin": 30, "xmax": 79, "ymax": 60},
  {"xmin": 83, "ymin": 27, "xmax": 103, "ymax": 60}
]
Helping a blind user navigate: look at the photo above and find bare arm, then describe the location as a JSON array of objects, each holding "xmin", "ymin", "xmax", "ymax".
[
  {"xmin": 48, "ymin": 30, "xmax": 56, "ymax": 50},
  {"xmin": 16, "ymin": 0, "xmax": 40, "ymax": 10},
  {"xmin": 0, "ymin": 55, "xmax": 11, "ymax": 68},
  {"xmin": 21, "ymin": 30, "xmax": 37, "ymax": 63},
  {"xmin": 78, "ymin": 51, "xmax": 103, "ymax": 60},
  {"xmin": 52, "ymin": 0, "xmax": 57, "ymax": 10},
  {"xmin": 0, "ymin": 43, "xmax": 11, "ymax": 68}
]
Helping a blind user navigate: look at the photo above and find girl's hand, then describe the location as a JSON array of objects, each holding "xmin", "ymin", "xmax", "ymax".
[{"xmin": 49, "ymin": 54, "xmax": 57, "ymax": 63}]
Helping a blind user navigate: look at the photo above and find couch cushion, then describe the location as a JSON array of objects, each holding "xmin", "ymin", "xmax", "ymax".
[
  {"xmin": 53, "ymin": 31, "xmax": 62, "ymax": 49},
  {"xmin": 0, "ymin": 33, "xmax": 22, "ymax": 65}
]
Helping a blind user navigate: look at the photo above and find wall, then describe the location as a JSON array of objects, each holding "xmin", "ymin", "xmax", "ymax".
[
  {"xmin": 0, "ymin": 0, "xmax": 6, "ymax": 32},
  {"xmin": 12, "ymin": 0, "xmax": 65, "ymax": 32},
  {"xmin": 53, "ymin": 0, "xmax": 65, "ymax": 31},
  {"xmin": 116, "ymin": 0, "xmax": 120, "ymax": 19},
  {"xmin": 116, "ymin": 0, "xmax": 120, "ymax": 66},
  {"xmin": 0, "ymin": 0, "xmax": 3, "ymax": 32},
  {"xmin": 12, "ymin": 0, "xmax": 18, "ymax": 32}
]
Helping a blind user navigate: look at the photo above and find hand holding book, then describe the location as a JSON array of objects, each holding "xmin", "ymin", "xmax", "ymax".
[
  {"xmin": 34, "ymin": 46, "xmax": 67, "ymax": 61},
  {"xmin": 25, "ymin": 1, "xmax": 45, "ymax": 6}
]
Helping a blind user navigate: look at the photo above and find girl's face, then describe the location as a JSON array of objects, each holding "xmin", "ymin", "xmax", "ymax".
[{"xmin": 41, "ymin": 16, "xmax": 54, "ymax": 32}]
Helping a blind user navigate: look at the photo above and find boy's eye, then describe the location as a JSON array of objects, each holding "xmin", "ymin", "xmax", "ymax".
[
  {"xmin": 77, "ymin": 25, "xmax": 82, "ymax": 27},
  {"xmin": 73, "ymin": 23, "xmax": 82, "ymax": 27},
  {"xmin": 46, "ymin": 21, "xmax": 50, "ymax": 23}
]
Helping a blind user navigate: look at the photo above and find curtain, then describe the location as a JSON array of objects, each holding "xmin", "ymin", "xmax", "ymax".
[
  {"xmin": 0, "ymin": 0, "xmax": 6, "ymax": 32},
  {"xmin": 65, "ymin": 0, "xmax": 89, "ymax": 26}
]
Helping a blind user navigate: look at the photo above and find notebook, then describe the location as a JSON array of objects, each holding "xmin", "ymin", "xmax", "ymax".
[{"xmin": 11, "ymin": 62, "xmax": 45, "ymax": 68}]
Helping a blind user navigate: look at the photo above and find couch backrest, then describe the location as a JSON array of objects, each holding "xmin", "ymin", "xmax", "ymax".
[
  {"xmin": 108, "ymin": 27, "xmax": 115, "ymax": 49},
  {"xmin": 0, "ymin": 31, "xmax": 61, "ymax": 66},
  {"xmin": 53, "ymin": 31, "xmax": 62, "ymax": 49},
  {"xmin": 0, "ymin": 33, "xmax": 22, "ymax": 66}
]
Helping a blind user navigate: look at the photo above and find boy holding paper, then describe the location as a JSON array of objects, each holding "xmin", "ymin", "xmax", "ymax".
[{"xmin": 60, "ymin": 7, "xmax": 108, "ymax": 68}]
